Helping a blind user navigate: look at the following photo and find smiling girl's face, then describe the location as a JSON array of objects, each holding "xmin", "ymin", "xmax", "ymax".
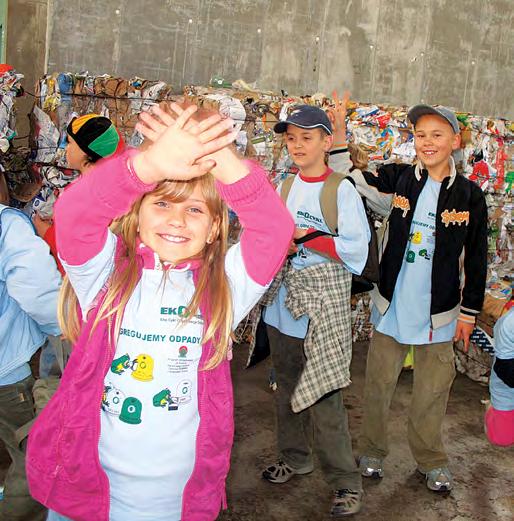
[{"xmin": 138, "ymin": 182, "xmax": 219, "ymax": 264}]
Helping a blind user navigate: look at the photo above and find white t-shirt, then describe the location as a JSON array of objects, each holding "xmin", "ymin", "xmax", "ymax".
[
  {"xmin": 264, "ymin": 174, "xmax": 370, "ymax": 338},
  {"xmin": 64, "ymin": 232, "xmax": 267, "ymax": 521}
]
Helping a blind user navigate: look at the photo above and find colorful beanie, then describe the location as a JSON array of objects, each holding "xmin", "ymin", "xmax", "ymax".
[{"xmin": 67, "ymin": 114, "xmax": 124, "ymax": 162}]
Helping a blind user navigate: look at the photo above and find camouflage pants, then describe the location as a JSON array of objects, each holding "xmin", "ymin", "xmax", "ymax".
[{"xmin": 0, "ymin": 375, "xmax": 46, "ymax": 521}]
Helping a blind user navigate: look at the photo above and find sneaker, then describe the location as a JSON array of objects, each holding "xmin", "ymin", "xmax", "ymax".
[
  {"xmin": 358, "ymin": 455, "xmax": 384, "ymax": 478},
  {"xmin": 261, "ymin": 460, "xmax": 313, "ymax": 484},
  {"xmin": 330, "ymin": 489, "xmax": 363, "ymax": 517},
  {"xmin": 419, "ymin": 466, "xmax": 453, "ymax": 492}
]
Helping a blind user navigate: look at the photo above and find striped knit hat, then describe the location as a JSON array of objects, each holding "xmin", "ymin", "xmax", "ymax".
[{"xmin": 67, "ymin": 114, "xmax": 124, "ymax": 162}]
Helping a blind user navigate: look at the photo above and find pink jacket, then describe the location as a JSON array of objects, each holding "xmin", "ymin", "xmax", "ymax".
[{"xmin": 26, "ymin": 149, "xmax": 293, "ymax": 521}]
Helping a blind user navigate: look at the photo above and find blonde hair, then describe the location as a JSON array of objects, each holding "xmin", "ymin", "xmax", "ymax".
[
  {"xmin": 348, "ymin": 143, "xmax": 369, "ymax": 171},
  {"xmin": 58, "ymin": 174, "xmax": 233, "ymax": 370}
]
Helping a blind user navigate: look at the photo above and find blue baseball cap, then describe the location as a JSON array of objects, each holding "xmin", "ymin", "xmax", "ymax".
[
  {"xmin": 274, "ymin": 105, "xmax": 332, "ymax": 135},
  {"xmin": 408, "ymin": 104, "xmax": 460, "ymax": 134}
]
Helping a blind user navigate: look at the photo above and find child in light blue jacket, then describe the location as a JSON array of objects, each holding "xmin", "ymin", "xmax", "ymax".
[{"xmin": 0, "ymin": 204, "xmax": 61, "ymax": 520}]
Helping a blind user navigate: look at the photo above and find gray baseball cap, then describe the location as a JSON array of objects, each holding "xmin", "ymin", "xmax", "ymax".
[{"xmin": 407, "ymin": 104, "xmax": 460, "ymax": 134}]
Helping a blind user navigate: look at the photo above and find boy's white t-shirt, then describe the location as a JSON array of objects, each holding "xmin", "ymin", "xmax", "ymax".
[
  {"xmin": 264, "ymin": 175, "xmax": 370, "ymax": 338},
  {"xmin": 63, "ymin": 232, "xmax": 268, "ymax": 521}
]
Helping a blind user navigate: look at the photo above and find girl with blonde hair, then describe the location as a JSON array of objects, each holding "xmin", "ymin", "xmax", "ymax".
[{"xmin": 27, "ymin": 103, "xmax": 294, "ymax": 521}]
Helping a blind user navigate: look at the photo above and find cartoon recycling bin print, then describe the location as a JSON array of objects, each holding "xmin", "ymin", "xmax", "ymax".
[
  {"xmin": 102, "ymin": 384, "xmax": 126, "ymax": 416},
  {"xmin": 412, "ymin": 231, "xmax": 422, "ymax": 244},
  {"xmin": 119, "ymin": 397, "xmax": 143, "ymax": 424},
  {"xmin": 111, "ymin": 354, "xmax": 131, "ymax": 375},
  {"xmin": 131, "ymin": 354, "xmax": 154, "ymax": 382},
  {"xmin": 406, "ymin": 250, "xmax": 416, "ymax": 263},
  {"xmin": 175, "ymin": 379, "xmax": 192, "ymax": 405}
]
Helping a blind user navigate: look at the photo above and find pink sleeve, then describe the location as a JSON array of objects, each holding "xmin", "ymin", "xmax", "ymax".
[
  {"xmin": 216, "ymin": 161, "xmax": 294, "ymax": 286},
  {"xmin": 484, "ymin": 406, "xmax": 514, "ymax": 446},
  {"xmin": 55, "ymin": 148, "xmax": 156, "ymax": 265}
]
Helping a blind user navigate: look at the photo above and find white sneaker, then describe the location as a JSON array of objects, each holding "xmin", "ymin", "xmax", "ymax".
[
  {"xmin": 358, "ymin": 455, "xmax": 384, "ymax": 479},
  {"xmin": 419, "ymin": 466, "xmax": 453, "ymax": 492},
  {"xmin": 262, "ymin": 460, "xmax": 314, "ymax": 484}
]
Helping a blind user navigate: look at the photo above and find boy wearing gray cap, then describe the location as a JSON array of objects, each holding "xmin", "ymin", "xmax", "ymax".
[
  {"xmin": 261, "ymin": 104, "xmax": 370, "ymax": 516},
  {"xmin": 356, "ymin": 105, "xmax": 488, "ymax": 491}
]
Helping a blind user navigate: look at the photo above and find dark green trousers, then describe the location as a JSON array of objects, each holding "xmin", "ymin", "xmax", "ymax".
[
  {"xmin": 267, "ymin": 325, "xmax": 362, "ymax": 491},
  {"xmin": 0, "ymin": 374, "xmax": 46, "ymax": 521}
]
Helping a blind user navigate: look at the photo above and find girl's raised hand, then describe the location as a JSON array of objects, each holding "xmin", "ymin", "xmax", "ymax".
[{"xmin": 133, "ymin": 103, "xmax": 237, "ymax": 184}]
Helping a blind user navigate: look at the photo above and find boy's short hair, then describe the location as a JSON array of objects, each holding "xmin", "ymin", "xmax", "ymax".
[
  {"xmin": 274, "ymin": 105, "xmax": 332, "ymax": 135},
  {"xmin": 408, "ymin": 104, "xmax": 460, "ymax": 134}
]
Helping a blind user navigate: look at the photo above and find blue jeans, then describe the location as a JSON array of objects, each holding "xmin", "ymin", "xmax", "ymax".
[{"xmin": 47, "ymin": 511, "xmax": 73, "ymax": 521}]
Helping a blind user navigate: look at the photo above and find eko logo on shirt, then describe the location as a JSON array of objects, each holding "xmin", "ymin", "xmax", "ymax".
[
  {"xmin": 297, "ymin": 210, "xmax": 323, "ymax": 225},
  {"xmin": 160, "ymin": 306, "xmax": 202, "ymax": 318}
]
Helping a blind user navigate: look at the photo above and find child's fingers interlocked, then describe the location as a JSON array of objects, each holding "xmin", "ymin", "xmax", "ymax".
[
  {"xmin": 170, "ymin": 104, "xmax": 199, "ymax": 131},
  {"xmin": 188, "ymin": 113, "xmax": 224, "ymax": 136},
  {"xmin": 189, "ymin": 159, "xmax": 218, "ymax": 178},
  {"xmin": 150, "ymin": 104, "xmax": 176, "ymax": 126},
  {"xmin": 197, "ymin": 118, "xmax": 234, "ymax": 145},
  {"xmin": 199, "ymin": 129, "xmax": 239, "ymax": 156},
  {"xmin": 137, "ymin": 111, "xmax": 166, "ymax": 141}
]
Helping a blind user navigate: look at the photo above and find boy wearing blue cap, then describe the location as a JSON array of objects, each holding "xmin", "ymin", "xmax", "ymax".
[
  {"xmin": 355, "ymin": 105, "xmax": 488, "ymax": 492},
  {"xmin": 261, "ymin": 104, "xmax": 370, "ymax": 516}
]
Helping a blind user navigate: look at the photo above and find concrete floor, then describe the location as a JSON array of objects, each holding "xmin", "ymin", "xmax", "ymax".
[
  {"xmin": 1, "ymin": 342, "xmax": 512, "ymax": 521},
  {"xmin": 219, "ymin": 342, "xmax": 514, "ymax": 521}
]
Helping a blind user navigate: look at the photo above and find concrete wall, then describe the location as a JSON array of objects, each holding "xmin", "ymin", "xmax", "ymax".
[
  {"xmin": 6, "ymin": 0, "xmax": 48, "ymax": 140},
  {"xmin": 22, "ymin": 0, "xmax": 514, "ymax": 119}
]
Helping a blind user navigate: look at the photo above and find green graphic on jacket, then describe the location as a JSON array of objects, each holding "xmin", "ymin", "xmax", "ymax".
[
  {"xmin": 406, "ymin": 250, "xmax": 416, "ymax": 263},
  {"xmin": 119, "ymin": 397, "xmax": 143, "ymax": 424},
  {"xmin": 111, "ymin": 354, "xmax": 131, "ymax": 375}
]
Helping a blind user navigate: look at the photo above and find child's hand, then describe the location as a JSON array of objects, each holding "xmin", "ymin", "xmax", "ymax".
[
  {"xmin": 294, "ymin": 227, "xmax": 309, "ymax": 240},
  {"xmin": 32, "ymin": 213, "xmax": 52, "ymax": 238},
  {"xmin": 327, "ymin": 90, "xmax": 350, "ymax": 148},
  {"xmin": 288, "ymin": 240, "xmax": 298, "ymax": 256},
  {"xmin": 133, "ymin": 103, "xmax": 237, "ymax": 184},
  {"xmin": 454, "ymin": 319, "xmax": 475, "ymax": 352}
]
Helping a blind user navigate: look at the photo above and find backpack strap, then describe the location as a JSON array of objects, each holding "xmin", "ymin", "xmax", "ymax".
[
  {"xmin": 280, "ymin": 172, "xmax": 351, "ymax": 236},
  {"xmin": 319, "ymin": 171, "xmax": 348, "ymax": 235},
  {"xmin": 279, "ymin": 175, "xmax": 296, "ymax": 205}
]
